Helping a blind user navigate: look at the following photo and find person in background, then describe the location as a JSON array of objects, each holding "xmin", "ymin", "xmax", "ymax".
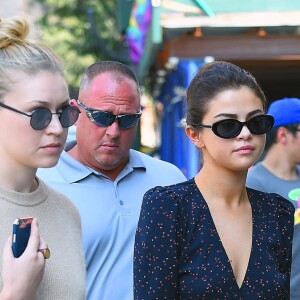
[
  {"xmin": 246, "ymin": 97, "xmax": 300, "ymax": 300},
  {"xmin": 0, "ymin": 17, "xmax": 85, "ymax": 299},
  {"xmin": 134, "ymin": 61, "xmax": 294, "ymax": 299},
  {"xmin": 37, "ymin": 60, "xmax": 186, "ymax": 300}
]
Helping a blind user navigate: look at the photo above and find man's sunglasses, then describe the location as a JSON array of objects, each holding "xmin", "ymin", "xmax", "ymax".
[
  {"xmin": 193, "ymin": 114, "xmax": 274, "ymax": 139},
  {"xmin": 77, "ymin": 100, "xmax": 142, "ymax": 129},
  {"xmin": 0, "ymin": 102, "xmax": 80, "ymax": 130}
]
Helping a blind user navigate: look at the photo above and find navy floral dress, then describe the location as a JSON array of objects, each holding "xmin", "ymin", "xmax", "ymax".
[{"xmin": 134, "ymin": 178, "xmax": 294, "ymax": 299}]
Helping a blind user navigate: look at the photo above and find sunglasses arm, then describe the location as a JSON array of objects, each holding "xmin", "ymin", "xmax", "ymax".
[{"xmin": 0, "ymin": 102, "xmax": 31, "ymax": 117}]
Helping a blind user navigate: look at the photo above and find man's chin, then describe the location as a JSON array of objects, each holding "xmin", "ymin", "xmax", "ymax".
[{"xmin": 96, "ymin": 156, "xmax": 128, "ymax": 170}]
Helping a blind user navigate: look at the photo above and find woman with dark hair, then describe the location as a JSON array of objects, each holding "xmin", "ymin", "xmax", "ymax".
[{"xmin": 134, "ymin": 61, "xmax": 294, "ymax": 299}]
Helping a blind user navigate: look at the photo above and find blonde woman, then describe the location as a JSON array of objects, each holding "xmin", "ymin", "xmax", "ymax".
[{"xmin": 0, "ymin": 17, "xmax": 85, "ymax": 299}]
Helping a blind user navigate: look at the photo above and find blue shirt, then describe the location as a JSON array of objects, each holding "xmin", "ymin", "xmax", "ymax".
[{"xmin": 37, "ymin": 142, "xmax": 186, "ymax": 300}]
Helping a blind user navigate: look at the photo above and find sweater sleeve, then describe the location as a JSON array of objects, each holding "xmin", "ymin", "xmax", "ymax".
[{"xmin": 134, "ymin": 186, "xmax": 180, "ymax": 300}]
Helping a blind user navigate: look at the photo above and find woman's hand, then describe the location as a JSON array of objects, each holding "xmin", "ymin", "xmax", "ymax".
[{"xmin": 0, "ymin": 218, "xmax": 47, "ymax": 300}]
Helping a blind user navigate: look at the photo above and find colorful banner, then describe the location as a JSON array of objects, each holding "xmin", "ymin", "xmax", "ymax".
[{"xmin": 126, "ymin": 0, "xmax": 152, "ymax": 63}]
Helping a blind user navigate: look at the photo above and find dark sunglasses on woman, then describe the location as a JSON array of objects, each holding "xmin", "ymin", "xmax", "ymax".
[
  {"xmin": 77, "ymin": 99, "xmax": 142, "ymax": 129},
  {"xmin": 0, "ymin": 102, "xmax": 80, "ymax": 130},
  {"xmin": 192, "ymin": 114, "xmax": 274, "ymax": 139}
]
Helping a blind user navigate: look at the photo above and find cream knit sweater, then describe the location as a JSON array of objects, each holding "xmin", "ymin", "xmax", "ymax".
[{"xmin": 0, "ymin": 178, "xmax": 86, "ymax": 300}]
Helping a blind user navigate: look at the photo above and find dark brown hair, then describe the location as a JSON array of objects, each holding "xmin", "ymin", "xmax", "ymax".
[{"xmin": 186, "ymin": 61, "xmax": 266, "ymax": 127}]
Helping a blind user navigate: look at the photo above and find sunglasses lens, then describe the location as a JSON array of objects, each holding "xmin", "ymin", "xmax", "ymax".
[
  {"xmin": 213, "ymin": 119, "xmax": 242, "ymax": 139},
  {"xmin": 91, "ymin": 111, "xmax": 115, "ymax": 126},
  {"xmin": 30, "ymin": 108, "xmax": 52, "ymax": 130},
  {"xmin": 60, "ymin": 106, "xmax": 80, "ymax": 128},
  {"xmin": 247, "ymin": 115, "xmax": 274, "ymax": 134},
  {"xmin": 90, "ymin": 110, "xmax": 141, "ymax": 128},
  {"xmin": 118, "ymin": 114, "xmax": 140, "ymax": 129}
]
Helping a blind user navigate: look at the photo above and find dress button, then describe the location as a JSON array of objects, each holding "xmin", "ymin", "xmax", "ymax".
[{"xmin": 119, "ymin": 200, "xmax": 124, "ymax": 205}]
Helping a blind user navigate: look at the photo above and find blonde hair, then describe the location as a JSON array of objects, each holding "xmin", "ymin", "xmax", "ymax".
[{"xmin": 0, "ymin": 17, "xmax": 65, "ymax": 99}]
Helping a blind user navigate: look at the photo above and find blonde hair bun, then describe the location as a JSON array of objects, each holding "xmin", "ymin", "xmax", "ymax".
[
  {"xmin": 0, "ymin": 16, "xmax": 65, "ymax": 100},
  {"xmin": 0, "ymin": 17, "xmax": 30, "ymax": 49}
]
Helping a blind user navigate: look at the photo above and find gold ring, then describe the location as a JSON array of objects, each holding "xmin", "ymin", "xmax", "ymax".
[{"xmin": 39, "ymin": 248, "xmax": 51, "ymax": 259}]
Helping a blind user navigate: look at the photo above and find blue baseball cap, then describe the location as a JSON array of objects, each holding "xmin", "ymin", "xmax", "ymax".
[{"xmin": 267, "ymin": 97, "xmax": 300, "ymax": 127}]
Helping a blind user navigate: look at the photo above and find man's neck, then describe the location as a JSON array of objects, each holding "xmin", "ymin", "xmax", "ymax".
[{"xmin": 262, "ymin": 152, "xmax": 298, "ymax": 180}]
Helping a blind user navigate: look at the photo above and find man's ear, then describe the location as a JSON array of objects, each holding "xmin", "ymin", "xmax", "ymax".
[
  {"xmin": 69, "ymin": 99, "xmax": 79, "ymax": 127},
  {"xmin": 276, "ymin": 126, "xmax": 289, "ymax": 144},
  {"xmin": 185, "ymin": 125, "xmax": 204, "ymax": 148}
]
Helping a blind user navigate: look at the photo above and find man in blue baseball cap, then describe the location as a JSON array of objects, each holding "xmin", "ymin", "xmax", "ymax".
[{"xmin": 247, "ymin": 97, "xmax": 300, "ymax": 300}]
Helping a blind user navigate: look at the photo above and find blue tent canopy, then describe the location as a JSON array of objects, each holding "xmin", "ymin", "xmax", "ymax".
[{"xmin": 158, "ymin": 58, "xmax": 206, "ymax": 179}]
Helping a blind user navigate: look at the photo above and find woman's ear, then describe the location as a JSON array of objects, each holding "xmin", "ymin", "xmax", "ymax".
[{"xmin": 185, "ymin": 125, "xmax": 204, "ymax": 148}]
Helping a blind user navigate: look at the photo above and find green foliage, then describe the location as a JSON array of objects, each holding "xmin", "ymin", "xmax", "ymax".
[{"xmin": 32, "ymin": 0, "xmax": 127, "ymax": 97}]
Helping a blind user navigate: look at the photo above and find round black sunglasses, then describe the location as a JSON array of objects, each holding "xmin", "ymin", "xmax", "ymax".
[
  {"xmin": 0, "ymin": 102, "xmax": 80, "ymax": 130},
  {"xmin": 192, "ymin": 114, "xmax": 274, "ymax": 139},
  {"xmin": 77, "ymin": 100, "xmax": 142, "ymax": 129}
]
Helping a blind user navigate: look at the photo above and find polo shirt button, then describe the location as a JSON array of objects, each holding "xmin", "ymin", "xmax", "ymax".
[{"xmin": 119, "ymin": 200, "xmax": 124, "ymax": 205}]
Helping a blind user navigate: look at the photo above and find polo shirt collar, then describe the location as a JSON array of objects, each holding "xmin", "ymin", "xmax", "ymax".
[{"xmin": 57, "ymin": 141, "xmax": 146, "ymax": 183}]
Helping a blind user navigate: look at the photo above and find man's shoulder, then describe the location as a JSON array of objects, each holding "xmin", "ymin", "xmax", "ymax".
[
  {"xmin": 131, "ymin": 150, "xmax": 186, "ymax": 181},
  {"xmin": 248, "ymin": 162, "xmax": 266, "ymax": 175},
  {"xmin": 247, "ymin": 162, "xmax": 274, "ymax": 181},
  {"xmin": 37, "ymin": 150, "xmax": 77, "ymax": 180},
  {"xmin": 38, "ymin": 179, "xmax": 81, "ymax": 219},
  {"xmin": 37, "ymin": 163, "xmax": 61, "ymax": 179},
  {"xmin": 246, "ymin": 162, "xmax": 271, "ymax": 191},
  {"xmin": 132, "ymin": 150, "xmax": 184, "ymax": 171}
]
